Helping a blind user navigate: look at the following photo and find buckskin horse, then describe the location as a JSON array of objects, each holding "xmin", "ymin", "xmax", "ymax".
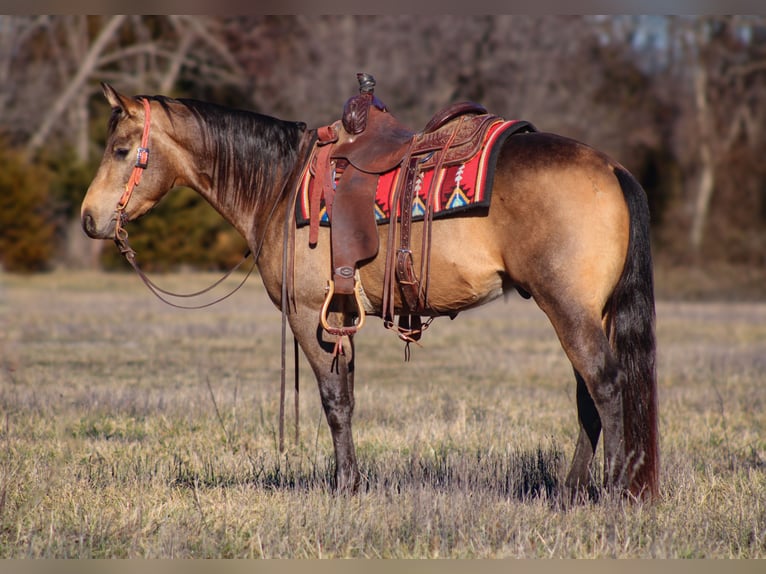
[{"xmin": 81, "ymin": 80, "xmax": 658, "ymax": 501}]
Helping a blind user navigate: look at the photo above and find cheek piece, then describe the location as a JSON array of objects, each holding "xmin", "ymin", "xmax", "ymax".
[{"xmin": 114, "ymin": 97, "xmax": 152, "ymax": 242}]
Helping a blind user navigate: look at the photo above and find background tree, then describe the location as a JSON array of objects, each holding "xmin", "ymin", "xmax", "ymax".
[
  {"xmin": 640, "ymin": 16, "xmax": 766, "ymax": 264},
  {"xmin": 1, "ymin": 15, "xmax": 764, "ymax": 278},
  {"xmin": 0, "ymin": 142, "xmax": 55, "ymax": 272}
]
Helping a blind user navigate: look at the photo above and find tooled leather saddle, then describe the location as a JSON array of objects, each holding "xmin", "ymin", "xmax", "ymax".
[{"xmin": 304, "ymin": 73, "xmax": 534, "ymax": 343}]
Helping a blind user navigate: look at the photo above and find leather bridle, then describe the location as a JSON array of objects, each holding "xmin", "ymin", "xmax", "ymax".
[
  {"xmin": 114, "ymin": 97, "xmax": 152, "ymax": 243},
  {"xmin": 111, "ymin": 97, "xmax": 257, "ymax": 310}
]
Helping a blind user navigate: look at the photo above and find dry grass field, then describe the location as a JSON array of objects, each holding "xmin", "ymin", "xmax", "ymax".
[{"xmin": 0, "ymin": 269, "xmax": 764, "ymax": 558}]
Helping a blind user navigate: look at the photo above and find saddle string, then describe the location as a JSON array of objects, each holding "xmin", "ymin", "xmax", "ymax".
[
  {"xmin": 380, "ymin": 121, "xmax": 460, "ymax": 353},
  {"xmin": 418, "ymin": 118, "xmax": 462, "ymax": 310},
  {"xmin": 381, "ymin": 140, "xmax": 414, "ymax": 327}
]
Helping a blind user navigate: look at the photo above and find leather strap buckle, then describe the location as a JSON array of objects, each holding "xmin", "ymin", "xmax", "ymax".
[{"xmin": 135, "ymin": 146, "xmax": 150, "ymax": 169}]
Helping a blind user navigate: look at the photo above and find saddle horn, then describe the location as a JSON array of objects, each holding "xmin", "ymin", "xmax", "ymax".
[{"xmin": 343, "ymin": 72, "xmax": 387, "ymax": 135}]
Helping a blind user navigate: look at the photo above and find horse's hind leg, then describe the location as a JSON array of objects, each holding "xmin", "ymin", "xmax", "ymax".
[
  {"xmin": 289, "ymin": 310, "xmax": 360, "ymax": 493},
  {"xmin": 537, "ymin": 300, "xmax": 627, "ymax": 494},
  {"xmin": 566, "ymin": 370, "xmax": 602, "ymax": 495},
  {"xmin": 568, "ymin": 326, "xmax": 626, "ymax": 492}
]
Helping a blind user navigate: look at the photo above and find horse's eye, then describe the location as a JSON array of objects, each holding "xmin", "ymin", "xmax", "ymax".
[{"xmin": 114, "ymin": 147, "xmax": 130, "ymax": 159}]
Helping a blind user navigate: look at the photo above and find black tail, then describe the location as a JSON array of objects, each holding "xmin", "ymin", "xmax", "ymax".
[{"xmin": 607, "ymin": 166, "xmax": 659, "ymax": 500}]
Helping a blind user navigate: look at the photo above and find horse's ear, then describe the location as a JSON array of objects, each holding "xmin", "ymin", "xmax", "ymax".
[{"xmin": 101, "ymin": 82, "xmax": 132, "ymax": 114}]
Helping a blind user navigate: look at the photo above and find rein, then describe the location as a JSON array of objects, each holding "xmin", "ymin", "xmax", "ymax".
[
  {"xmin": 114, "ymin": 237, "xmax": 257, "ymax": 310},
  {"xmin": 113, "ymin": 96, "xmax": 258, "ymax": 310}
]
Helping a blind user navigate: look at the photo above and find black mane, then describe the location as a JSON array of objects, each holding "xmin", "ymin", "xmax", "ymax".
[{"xmin": 143, "ymin": 94, "xmax": 308, "ymax": 215}]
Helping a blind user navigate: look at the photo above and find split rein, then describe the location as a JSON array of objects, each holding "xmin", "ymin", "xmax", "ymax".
[
  {"xmin": 112, "ymin": 97, "xmax": 257, "ymax": 310},
  {"xmin": 114, "ymin": 237, "xmax": 256, "ymax": 310},
  {"xmin": 114, "ymin": 231, "xmax": 256, "ymax": 310}
]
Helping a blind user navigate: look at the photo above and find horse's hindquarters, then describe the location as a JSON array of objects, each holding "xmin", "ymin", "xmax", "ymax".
[{"xmin": 486, "ymin": 133, "xmax": 631, "ymax": 316}]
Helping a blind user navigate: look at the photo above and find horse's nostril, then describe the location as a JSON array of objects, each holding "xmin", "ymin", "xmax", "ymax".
[{"xmin": 82, "ymin": 212, "xmax": 96, "ymax": 237}]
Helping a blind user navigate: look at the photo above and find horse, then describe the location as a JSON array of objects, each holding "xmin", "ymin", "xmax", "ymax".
[{"xmin": 81, "ymin": 83, "xmax": 658, "ymax": 501}]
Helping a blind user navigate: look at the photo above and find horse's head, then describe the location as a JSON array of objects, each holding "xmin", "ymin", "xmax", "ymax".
[{"xmin": 81, "ymin": 83, "xmax": 181, "ymax": 240}]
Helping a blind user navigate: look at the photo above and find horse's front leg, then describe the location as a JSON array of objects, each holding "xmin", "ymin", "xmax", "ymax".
[
  {"xmin": 319, "ymin": 332, "xmax": 360, "ymax": 493},
  {"xmin": 289, "ymin": 310, "xmax": 360, "ymax": 493}
]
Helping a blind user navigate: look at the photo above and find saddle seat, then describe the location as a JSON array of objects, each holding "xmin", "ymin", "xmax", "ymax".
[{"xmin": 331, "ymin": 99, "xmax": 491, "ymax": 174}]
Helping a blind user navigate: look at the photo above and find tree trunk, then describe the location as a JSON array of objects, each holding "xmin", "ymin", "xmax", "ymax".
[{"xmin": 690, "ymin": 61, "xmax": 715, "ymax": 255}]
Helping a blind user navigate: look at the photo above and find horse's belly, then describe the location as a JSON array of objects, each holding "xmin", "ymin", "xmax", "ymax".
[
  {"xmin": 423, "ymin": 252, "xmax": 505, "ymax": 313},
  {"xmin": 356, "ymin": 215, "xmax": 507, "ymax": 315}
]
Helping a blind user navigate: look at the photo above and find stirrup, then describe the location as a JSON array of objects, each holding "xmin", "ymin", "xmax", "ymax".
[{"xmin": 319, "ymin": 277, "xmax": 366, "ymax": 337}]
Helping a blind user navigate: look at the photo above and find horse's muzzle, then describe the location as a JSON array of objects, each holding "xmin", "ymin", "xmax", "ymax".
[{"xmin": 81, "ymin": 210, "xmax": 112, "ymax": 239}]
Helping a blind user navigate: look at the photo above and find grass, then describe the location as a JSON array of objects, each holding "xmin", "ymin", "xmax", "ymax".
[{"xmin": 0, "ymin": 269, "xmax": 764, "ymax": 558}]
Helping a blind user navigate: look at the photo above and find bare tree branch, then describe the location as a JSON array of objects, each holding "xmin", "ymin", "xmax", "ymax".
[
  {"xmin": 24, "ymin": 15, "xmax": 127, "ymax": 159},
  {"xmin": 180, "ymin": 15, "xmax": 245, "ymax": 84},
  {"xmin": 96, "ymin": 43, "xmax": 163, "ymax": 68},
  {"xmin": 729, "ymin": 59, "xmax": 766, "ymax": 78},
  {"xmin": 160, "ymin": 22, "xmax": 197, "ymax": 93}
]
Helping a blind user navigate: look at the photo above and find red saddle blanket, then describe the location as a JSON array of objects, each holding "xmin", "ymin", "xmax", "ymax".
[{"xmin": 295, "ymin": 119, "xmax": 533, "ymax": 227}]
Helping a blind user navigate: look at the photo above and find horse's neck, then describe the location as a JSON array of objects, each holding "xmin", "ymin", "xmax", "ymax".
[
  {"xmin": 179, "ymin": 144, "xmax": 259, "ymax": 246},
  {"xmin": 191, "ymin": 124, "xmax": 309, "ymax": 250}
]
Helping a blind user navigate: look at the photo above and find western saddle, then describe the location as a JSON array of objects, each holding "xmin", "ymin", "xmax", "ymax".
[{"xmin": 309, "ymin": 73, "xmax": 505, "ymax": 347}]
